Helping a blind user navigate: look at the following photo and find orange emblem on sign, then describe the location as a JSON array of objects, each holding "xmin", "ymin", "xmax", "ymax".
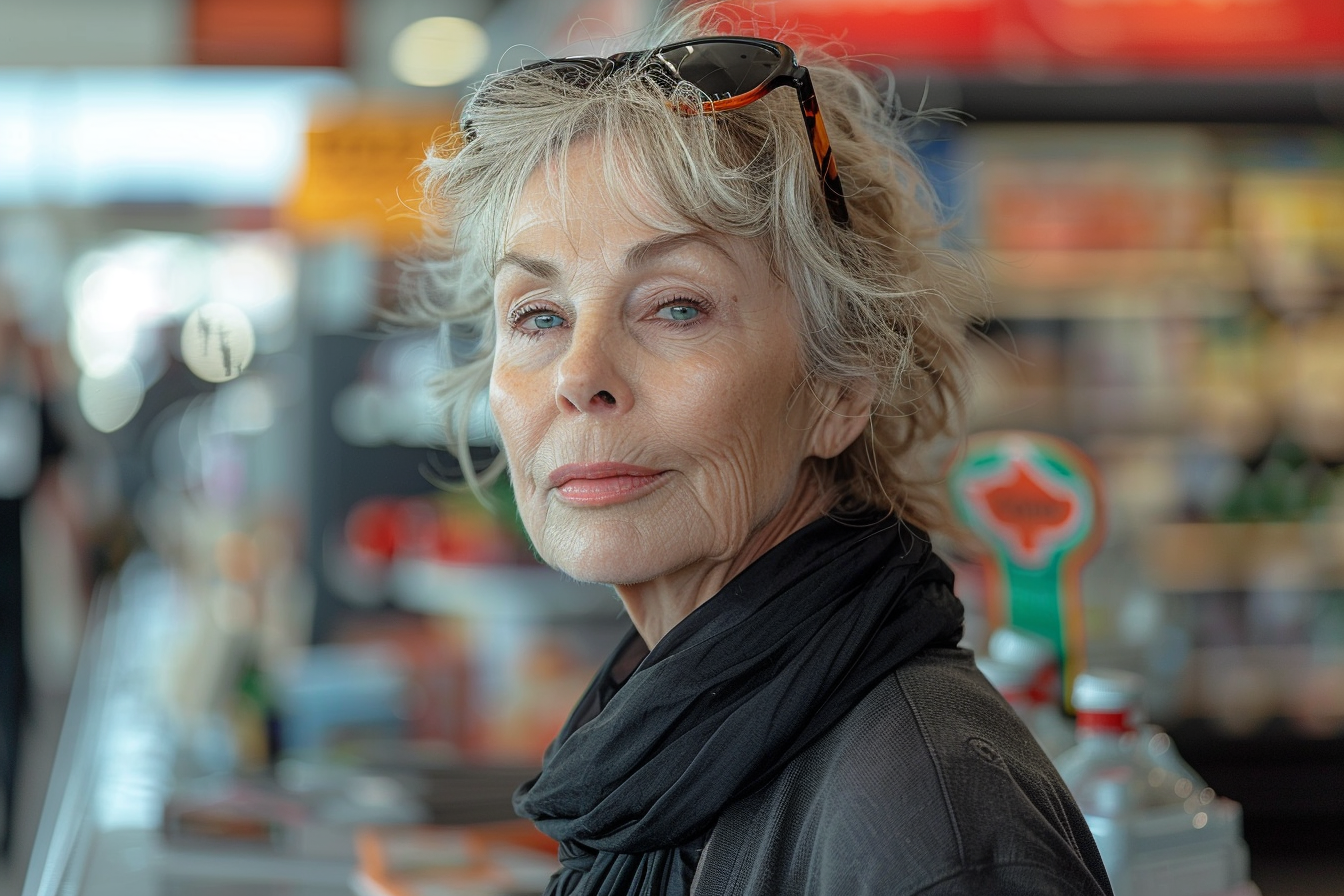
[{"xmin": 968, "ymin": 459, "xmax": 1080, "ymax": 567}]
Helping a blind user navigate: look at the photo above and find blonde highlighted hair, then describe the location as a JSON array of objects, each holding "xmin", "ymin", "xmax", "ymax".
[{"xmin": 406, "ymin": 4, "xmax": 985, "ymax": 534}]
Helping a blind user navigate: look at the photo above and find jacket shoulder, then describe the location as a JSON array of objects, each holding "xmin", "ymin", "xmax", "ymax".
[
  {"xmin": 696, "ymin": 648, "xmax": 1110, "ymax": 896},
  {"xmin": 885, "ymin": 650, "xmax": 1110, "ymax": 891}
]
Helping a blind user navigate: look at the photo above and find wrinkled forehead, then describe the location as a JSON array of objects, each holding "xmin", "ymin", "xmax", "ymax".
[
  {"xmin": 497, "ymin": 133, "xmax": 700, "ymax": 264},
  {"xmin": 491, "ymin": 134, "xmax": 790, "ymax": 311}
]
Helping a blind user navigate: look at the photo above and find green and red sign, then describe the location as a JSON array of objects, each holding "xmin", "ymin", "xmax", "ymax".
[{"xmin": 948, "ymin": 431, "xmax": 1105, "ymax": 708}]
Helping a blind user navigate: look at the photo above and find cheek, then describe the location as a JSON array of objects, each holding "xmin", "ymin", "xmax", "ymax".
[
  {"xmin": 488, "ymin": 365, "xmax": 552, "ymax": 504},
  {"xmin": 489, "ymin": 353, "xmax": 548, "ymax": 437},
  {"xmin": 664, "ymin": 350, "xmax": 809, "ymax": 501},
  {"xmin": 701, "ymin": 337, "xmax": 806, "ymax": 450}
]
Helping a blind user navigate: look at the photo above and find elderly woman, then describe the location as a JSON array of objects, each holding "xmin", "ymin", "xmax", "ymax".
[{"xmin": 414, "ymin": 11, "xmax": 1112, "ymax": 896}]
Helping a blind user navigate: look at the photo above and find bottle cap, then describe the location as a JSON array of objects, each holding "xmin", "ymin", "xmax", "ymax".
[
  {"xmin": 1072, "ymin": 669, "xmax": 1143, "ymax": 713},
  {"xmin": 977, "ymin": 657, "xmax": 1033, "ymax": 692},
  {"xmin": 988, "ymin": 628, "xmax": 1057, "ymax": 672}
]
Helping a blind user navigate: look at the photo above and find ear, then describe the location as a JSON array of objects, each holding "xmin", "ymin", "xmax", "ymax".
[{"xmin": 807, "ymin": 377, "xmax": 876, "ymax": 460}]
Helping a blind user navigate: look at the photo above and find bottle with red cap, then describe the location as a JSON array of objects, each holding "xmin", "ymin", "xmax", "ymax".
[
  {"xmin": 1055, "ymin": 670, "xmax": 1256, "ymax": 896},
  {"xmin": 977, "ymin": 627, "xmax": 1074, "ymax": 760}
]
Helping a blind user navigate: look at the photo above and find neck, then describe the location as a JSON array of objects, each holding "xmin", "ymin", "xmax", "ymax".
[{"xmin": 614, "ymin": 474, "xmax": 832, "ymax": 649}]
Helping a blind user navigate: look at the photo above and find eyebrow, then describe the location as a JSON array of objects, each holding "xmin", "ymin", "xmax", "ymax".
[
  {"xmin": 624, "ymin": 231, "xmax": 738, "ymax": 271},
  {"xmin": 494, "ymin": 252, "xmax": 558, "ymax": 281},
  {"xmin": 493, "ymin": 230, "xmax": 738, "ymax": 280}
]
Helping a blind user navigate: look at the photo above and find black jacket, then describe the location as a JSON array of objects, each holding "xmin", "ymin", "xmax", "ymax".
[{"xmin": 690, "ymin": 647, "xmax": 1113, "ymax": 896}]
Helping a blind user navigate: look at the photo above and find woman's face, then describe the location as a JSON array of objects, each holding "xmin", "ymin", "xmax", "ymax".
[{"xmin": 490, "ymin": 149, "xmax": 849, "ymax": 585}]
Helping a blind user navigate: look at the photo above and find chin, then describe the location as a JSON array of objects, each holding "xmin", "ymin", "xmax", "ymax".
[
  {"xmin": 532, "ymin": 511, "xmax": 683, "ymax": 586},
  {"xmin": 552, "ymin": 556, "xmax": 653, "ymax": 586}
]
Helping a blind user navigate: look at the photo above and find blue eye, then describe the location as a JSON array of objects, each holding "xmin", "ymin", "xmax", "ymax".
[
  {"xmin": 508, "ymin": 304, "xmax": 567, "ymax": 334},
  {"xmin": 659, "ymin": 304, "xmax": 700, "ymax": 322}
]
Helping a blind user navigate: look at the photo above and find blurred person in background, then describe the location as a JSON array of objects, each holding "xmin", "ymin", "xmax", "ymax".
[
  {"xmin": 411, "ymin": 6, "xmax": 1111, "ymax": 896},
  {"xmin": 0, "ymin": 282, "xmax": 67, "ymax": 861}
]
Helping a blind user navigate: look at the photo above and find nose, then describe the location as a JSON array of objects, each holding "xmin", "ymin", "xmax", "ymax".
[{"xmin": 555, "ymin": 322, "xmax": 633, "ymax": 415}]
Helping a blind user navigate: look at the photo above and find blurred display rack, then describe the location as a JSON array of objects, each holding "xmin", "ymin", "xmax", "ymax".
[
  {"xmin": 936, "ymin": 69, "xmax": 1344, "ymax": 880},
  {"xmin": 22, "ymin": 567, "xmax": 355, "ymax": 896},
  {"xmin": 1142, "ymin": 522, "xmax": 1344, "ymax": 593}
]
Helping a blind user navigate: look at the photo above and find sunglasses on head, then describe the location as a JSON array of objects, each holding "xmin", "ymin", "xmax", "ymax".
[{"xmin": 466, "ymin": 37, "xmax": 850, "ymax": 227}]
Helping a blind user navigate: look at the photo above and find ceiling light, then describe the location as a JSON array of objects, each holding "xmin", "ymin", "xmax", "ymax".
[{"xmin": 390, "ymin": 17, "xmax": 489, "ymax": 88}]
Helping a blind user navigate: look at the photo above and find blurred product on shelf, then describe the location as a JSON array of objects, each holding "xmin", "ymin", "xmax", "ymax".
[
  {"xmin": 969, "ymin": 127, "xmax": 1218, "ymax": 252},
  {"xmin": 978, "ymin": 627, "xmax": 1075, "ymax": 760},
  {"xmin": 954, "ymin": 126, "xmax": 1242, "ymax": 320},
  {"xmin": 329, "ymin": 480, "xmax": 623, "ymax": 763},
  {"xmin": 353, "ymin": 820, "xmax": 558, "ymax": 896},
  {"xmin": 275, "ymin": 644, "xmax": 411, "ymax": 755},
  {"xmin": 1055, "ymin": 670, "xmax": 1254, "ymax": 896},
  {"xmin": 326, "ymin": 606, "xmax": 622, "ymax": 766},
  {"xmin": 344, "ymin": 485, "xmax": 534, "ymax": 571},
  {"xmin": 1229, "ymin": 143, "xmax": 1344, "ymax": 321}
]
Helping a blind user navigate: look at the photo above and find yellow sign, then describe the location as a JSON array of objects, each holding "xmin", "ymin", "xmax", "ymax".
[{"xmin": 283, "ymin": 105, "xmax": 458, "ymax": 250}]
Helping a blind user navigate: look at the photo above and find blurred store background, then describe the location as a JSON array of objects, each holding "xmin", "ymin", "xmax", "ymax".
[{"xmin": 0, "ymin": 1, "xmax": 1341, "ymax": 894}]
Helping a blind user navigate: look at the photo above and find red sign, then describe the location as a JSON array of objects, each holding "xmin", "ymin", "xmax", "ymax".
[
  {"xmin": 767, "ymin": 0, "xmax": 1344, "ymax": 73},
  {"xmin": 191, "ymin": 0, "xmax": 345, "ymax": 67},
  {"xmin": 966, "ymin": 458, "xmax": 1082, "ymax": 566}
]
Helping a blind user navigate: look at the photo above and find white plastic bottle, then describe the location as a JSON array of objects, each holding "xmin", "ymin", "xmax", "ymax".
[
  {"xmin": 1139, "ymin": 723, "xmax": 1207, "ymax": 791},
  {"xmin": 977, "ymin": 656, "xmax": 1075, "ymax": 760},
  {"xmin": 981, "ymin": 627, "xmax": 1075, "ymax": 759},
  {"xmin": 1055, "ymin": 670, "xmax": 1256, "ymax": 896}
]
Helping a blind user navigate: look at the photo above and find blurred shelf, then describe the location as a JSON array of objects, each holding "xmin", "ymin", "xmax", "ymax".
[
  {"xmin": 1177, "ymin": 645, "xmax": 1344, "ymax": 735},
  {"xmin": 970, "ymin": 387, "xmax": 1190, "ymax": 434},
  {"xmin": 984, "ymin": 249, "xmax": 1250, "ymax": 319},
  {"xmin": 1142, "ymin": 522, "xmax": 1344, "ymax": 593}
]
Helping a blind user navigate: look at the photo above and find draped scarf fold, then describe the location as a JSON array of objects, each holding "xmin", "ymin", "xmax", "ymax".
[{"xmin": 514, "ymin": 510, "xmax": 965, "ymax": 896}]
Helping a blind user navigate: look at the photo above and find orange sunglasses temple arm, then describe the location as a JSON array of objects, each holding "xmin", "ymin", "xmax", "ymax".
[{"xmin": 796, "ymin": 70, "xmax": 849, "ymax": 227}]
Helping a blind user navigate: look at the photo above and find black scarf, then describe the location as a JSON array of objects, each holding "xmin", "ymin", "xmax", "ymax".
[{"xmin": 514, "ymin": 509, "xmax": 964, "ymax": 896}]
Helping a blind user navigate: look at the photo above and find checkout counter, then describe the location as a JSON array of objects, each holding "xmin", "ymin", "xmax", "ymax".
[
  {"xmin": 23, "ymin": 576, "xmax": 359, "ymax": 896},
  {"xmin": 21, "ymin": 547, "xmax": 587, "ymax": 896}
]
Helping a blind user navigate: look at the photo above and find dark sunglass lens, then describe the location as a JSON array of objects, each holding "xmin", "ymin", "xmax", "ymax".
[{"xmin": 659, "ymin": 41, "xmax": 781, "ymax": 101}]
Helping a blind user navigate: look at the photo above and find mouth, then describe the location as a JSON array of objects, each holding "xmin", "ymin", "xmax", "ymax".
[{"xmin": 547, "ymin": 462, "xmax": 670, "ymax": 507}]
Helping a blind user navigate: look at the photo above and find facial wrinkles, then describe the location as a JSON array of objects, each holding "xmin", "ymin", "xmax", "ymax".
[
  {"xmin": 514, "ymin": 306, "xmax": 790, "ymax": 570},
  {"xmin": 665, "ymin": 349, "xmax": 806, "ymax": 567},
  {"xmin": 490, "ymin": 149, "xmax": 833, "ymax": 640}
]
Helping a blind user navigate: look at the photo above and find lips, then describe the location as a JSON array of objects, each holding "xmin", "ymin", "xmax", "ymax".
[{"xmin": 548, "ymin": 463, "xmax": 669, "ymax": 507}]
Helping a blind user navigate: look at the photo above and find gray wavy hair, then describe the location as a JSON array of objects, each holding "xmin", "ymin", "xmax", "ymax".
[{"xmin": 405, "ymin": 5, "xmax": 986, "ymax": 533}]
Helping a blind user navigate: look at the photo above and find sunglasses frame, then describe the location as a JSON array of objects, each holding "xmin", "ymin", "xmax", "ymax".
[{"xmin": 469, "ymin": 37, "xmax": 851, "ymax": 227}]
